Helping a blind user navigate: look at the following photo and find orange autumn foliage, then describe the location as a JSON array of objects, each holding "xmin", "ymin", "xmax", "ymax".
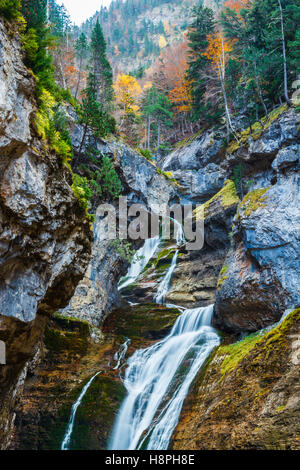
[
  {"xmin": 203, "ymin": 32, "xmax": 233, "ymax": 75},
  {"xmin": 224, "ymin": 0, "xmax": 251, "ymax": 13}
]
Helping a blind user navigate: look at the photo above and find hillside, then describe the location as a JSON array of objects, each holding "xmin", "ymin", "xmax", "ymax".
[{"xmin": 80, "ymin": 0, "xmax": 221, "ymax": 74}]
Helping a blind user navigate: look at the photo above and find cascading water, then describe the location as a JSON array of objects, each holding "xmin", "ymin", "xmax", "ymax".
[
  {"xmin": 118, "ymin": 236, "xmax": 160, "ymax": 290},
  {"xmin": 109, "ymin": 305, "xmax": 220, "ymax": 450},
  {"xmin": 154, "ymin": 251, "xmax": 179, "ymax": 304},
  {"xmin": 113, "ymin": 338, "xmax": 131, "ymax": 371},
  {"xmin": 61, "ymin": 371, "xmax": 101, "ymax": 450},
  {"xmin": 154, "ymin": 218, "xmax": 185, "ymax": 305}
]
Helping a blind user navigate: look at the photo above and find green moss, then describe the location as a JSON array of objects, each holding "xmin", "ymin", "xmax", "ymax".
[
  {"xmin": 227, "ymin": 104, "xmax": 288, "ymax": 154},
  {"xmin": 217, "ymin": 308, "xmax": 300, "ymax": 380},
  {"xmin": 239, "ymin": 187, "xmax": 270, "ymax": 217},
  {"xmin": 44, "ymin": 317, "xmax": 90, "ymax": 359},
  {"xmin": 174, "ymin": 129, "xmax": 204, "ymax": 150},
  {"xmin": 68, "ymin": 375, "xmax": 127, "ymax": 450},
  {"xmin": 217, "ymin": 264, "xmax": 229, "ymax": 289},
  {"xmin": 194, "ymin": 180, "xmax": 239, "ymax": 221},
  {"xmin": 102, "ymin": 303, "xmax": 181, "ymax": 339}
]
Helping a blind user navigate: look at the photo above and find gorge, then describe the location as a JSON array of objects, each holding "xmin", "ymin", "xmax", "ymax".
[{"xmin": 0, "ymin": 0, "xmax": 299, "ymax": 452}]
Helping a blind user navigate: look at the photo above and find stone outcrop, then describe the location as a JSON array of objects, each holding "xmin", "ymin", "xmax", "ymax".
[{"xmin": 0, "ymin": 20, "xmax": 92, "ymax": 449}]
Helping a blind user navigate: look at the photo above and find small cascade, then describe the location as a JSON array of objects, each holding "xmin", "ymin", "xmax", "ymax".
[
  {"xmin": 118, "ymin": 236, "xmax": 160, "ymax": 290},
  {"xmin": 113, "ymin": 338, "xmax": 131, "ymax": 371},
  {"xmin": 61, "ymin": 371, "xmax": 101, "ymax": 450},
  {"xmin": 154, "ymin": 219, "xmax": 185, "ymax": 305},
  {"xmin": 154, "ymin": 251, "xmax": 179, "ymax": 304},
  {"xmin": 109, "ymin": 305, "xmax": 220, "ymax": 450}
]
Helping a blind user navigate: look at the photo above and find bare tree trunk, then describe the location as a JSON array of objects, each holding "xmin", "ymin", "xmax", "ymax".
[
  {"xmin": 278, "ymin": 0, "xmax": 291, "ymax": 106},
  {"xmin": 75, "ymin": 57, "xmax": 83, "ymax": 100},
  {"xmin": 144, "ymin": 120, "xmax": 147, "ymax": 149},
  {"xmin": 147, "ymin": 115, "xmax": 151, "ymax": 149},
  {"xmin": 254, "ymin": 62, "xmax": 268, "ymax": 119},
  {"xmin": 219, "ymin": 36, "xmax": 235, "ymax": 143}
]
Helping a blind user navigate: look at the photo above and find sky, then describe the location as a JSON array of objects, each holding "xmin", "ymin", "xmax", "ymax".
[{"xmin": 56, "ymin": 1, "xmax": 112, "ymax": 26}]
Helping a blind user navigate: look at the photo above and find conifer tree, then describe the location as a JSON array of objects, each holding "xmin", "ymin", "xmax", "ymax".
[
  {"xmin": 75, "ymin": 33, "xmax": 88, "ymax": 99},
  {"xmin": 187, "ymin": 5, "xmax": 215, "ymax": 122},
  {"xmin": 90, "ymin": 19, "xmax": 113, "ymax": 107}
]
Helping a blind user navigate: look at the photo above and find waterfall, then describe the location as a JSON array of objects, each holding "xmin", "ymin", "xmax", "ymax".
[
  {"xmin": 109, "ymin": 305, "xmax": 220, "ymax": 450},
  {"xmin": 61, "ymin": 371, "xmax": 101, "ymax": 450},
  {"xmin": 113, "ymin": 338, "xmax": 131, "ymax": 371},
  {"xmin": 154, "ymin": 219, "xmax": 185, "ymax": 305},
  {"xmin": 118, "ymin": 236, "xmax": 160, "ymax": 290},
  {"xmin": 154, "ymin": 251, "xmax": 179, "ymax": 304}
]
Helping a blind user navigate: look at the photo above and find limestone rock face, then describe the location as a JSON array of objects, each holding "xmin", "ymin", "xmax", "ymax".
[
  {"xmin": 161, "ymin": 130, "xmax": 225, "ymax": 203},
  {"xmin": 214, "ymin": 173, "xmax": 300, "ymax": 333},
  {"xmin": 0, "ymin": 20, "xmax": 92, "ymax": 449}
]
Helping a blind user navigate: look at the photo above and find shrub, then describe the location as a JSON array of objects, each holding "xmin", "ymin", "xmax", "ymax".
[{"xmin": 0, "ymin": 0, "xmax": 22, "ymax": 21}]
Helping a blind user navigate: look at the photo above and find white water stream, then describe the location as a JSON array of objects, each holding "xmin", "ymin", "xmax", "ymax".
[
  {"xmin": 109, "ymin": 305, "xmax": 220, "ymax": 450},
  {"xmin": 118, "ymin": 236, "xmax": 160, "ymax": 290},
  {"xmin": 62, "ymin": 220, "xmax": 220, "ymax": 451},
  {"xmin": 61, "ymin": 371, "xmax": 101, "ymax": 450}
]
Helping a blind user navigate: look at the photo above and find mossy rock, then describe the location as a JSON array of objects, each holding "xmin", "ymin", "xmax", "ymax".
[
  {"xmin": 67, "ymin": 375, "xmax": 127, "ymax": 450},
  {"xmin": 238, "ymin": 187, "xmax": 270, "ymax": 218},
  {"xmin": 226, "ymin": 104, "xmax": 289, "ymax": 154},
  {"xmin": 44, "ymin": 317, "xmax": 90, "ymax": 360},
  {"xmin": 217, "ymin": 307, "xmax": 300, "ymax": 381},
  {"xmin": 102, "ymin": 303, "xmax": 181, "ymax": 340},
  {"xmin": 193, "ymin": 180, "xmax": 239, "ymax": 221}
]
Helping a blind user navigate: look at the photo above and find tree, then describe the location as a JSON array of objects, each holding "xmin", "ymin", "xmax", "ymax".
[
  {"xmin": 78, "ymin": 73, "xmax": 116, "ymax": 155},
  {"xmin": 114, "ymin": 73, "xmax": 142, "ymax": 131},
  {"xmin": 0, "ymin": 0, "xmax": 22, "ymax": 21},
  {"xmin": 90, "ymin": 19, "xmax": 113, "ymax": 107},
  {"xmin": 203, "ymin": 32, "xmax": 235, "ymax": 141},
  {"xmin": 187, "ymin": 5, "xmax": 215, "ymax": 122},
  {"xmin": 75, "ymin": 33, "xmax": 88, "ymax": 99},
  {"xmin": 143, "ymin": 86, "xmax": 172, "ymax": 150}
]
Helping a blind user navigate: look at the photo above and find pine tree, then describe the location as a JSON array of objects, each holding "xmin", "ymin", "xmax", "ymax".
[
  {"xmin": 187, "ymin": 5, "xmax": 215, "ymax": 122},
  {"xmin": 90, "ymin": 19, "xmax": 113, "ymax": 107},
  {"xmin": 78, "ymin": 72, "xmax": 116, "ymax": 154},
  {"xmin": 75, "ymin": 33, "xmax": 88, "ymax": 99},
  {"xmin": 143, "ymin": 86, "xmax": 172, "ymax": 150}
]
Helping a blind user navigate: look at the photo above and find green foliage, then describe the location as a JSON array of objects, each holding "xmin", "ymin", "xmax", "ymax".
[
  {"xmin": 96, "ymin": 156, "xmax": 122, "ymax": 199},
  {"xmin": 187, "ymin": 4, "xmax": 218, "ymax": 123},
  {"xmin": 90, "ymin": 19, "xmax": 114, "ymax": 106},
  {"xmin": 34, "ymin": 88, "xmax": 72, "ymax": 165},
  {"xmin": 0, "ymin": 0, "xmax": 22, "ymax": 21},
  {"xmin": 71, "ymin": 173, "xmax": 93, "ymax": 216},
  {"xmin": 110, "ymin": 240, "xmax": 136, "ymax": 263},
  {"xmin": 21, "ymin": 27, "xmax": 39, "ymax": 63},
  {"xmin": 78, "ymin": 82, "xmax": 116, "ymax": 143},
  {"xmin": 137, "ymin": 148, "xmax": 154, "ymax": 161}
]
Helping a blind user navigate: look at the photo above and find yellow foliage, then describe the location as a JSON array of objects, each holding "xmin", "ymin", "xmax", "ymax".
[
  {"xmin": 114, "ymin": 73, "xmax": 142, "ymax": 116},
  {"xmin": 159, "ymin": 35, "xmax": 167, "ymax": 49}
]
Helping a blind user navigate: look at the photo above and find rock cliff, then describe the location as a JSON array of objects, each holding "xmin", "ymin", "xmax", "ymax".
[{"xmin": 0, "ymin": 20, "xmax": 92, "ymax": 449}]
